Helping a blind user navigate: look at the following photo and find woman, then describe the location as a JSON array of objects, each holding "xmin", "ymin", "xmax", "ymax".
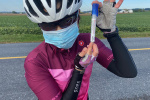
[{"xmin": 24, "ymin": 0, "xmax": 137, "ymax": 100}]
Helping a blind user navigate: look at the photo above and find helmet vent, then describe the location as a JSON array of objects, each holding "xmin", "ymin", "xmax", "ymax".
[
  {"xmin": 75, "ymin": 0, "xmax": 77, "ymax": 4},
  {"xmin": 67, "ymin": 0, "xmax": 73, "ymax": 9},
  {"xmin": 24, "ymin": 7, "xmax": 31, "ymax": 17},
  {"xmin": 56, "ymin": 0, "xmax": 62, "ymax": 13},
  {"xmin": 33, "ymin": 0, "xmax": 49, "ymax": 16},
  {"xmin": 46, "ymin": 0, "xmax": 51, "ymax": 8},
  {"xmin": 25, "ymin": 0, "xmax": 39, "ymax": 17},
  {"xmin": 78, "ymin": 0, "xmax": 80, "ymax": 3}
]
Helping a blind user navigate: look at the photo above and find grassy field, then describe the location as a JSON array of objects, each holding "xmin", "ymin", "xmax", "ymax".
[
  {"xmin": 0, "ymin": 12, "xmax": 150, "ymax": 43},
  {"xmin": 79, "ymin": 12, "xmax": 150, "ymax": 39}
]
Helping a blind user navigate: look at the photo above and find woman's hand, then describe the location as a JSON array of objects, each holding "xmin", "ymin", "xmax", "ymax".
[
  {"xmin": 74, "ymin": 42, "xmax": 99, "ymax": 69},
  {"xmin": 94, "ymin": 0, "xmax": 124, "ymax": 33}
]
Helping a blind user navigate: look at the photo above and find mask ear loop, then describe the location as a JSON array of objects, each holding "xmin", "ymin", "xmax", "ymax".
[
  {"xmin": 113, "ymin": 2, "xmax": 116, "ymax": 7},
  {"xmin": 77, "ymin": 10, "xmax": 80, "ymax": 25},
  {"xmin": 38, "ymin": 24, "xmax": 40, "ymax": 27}
]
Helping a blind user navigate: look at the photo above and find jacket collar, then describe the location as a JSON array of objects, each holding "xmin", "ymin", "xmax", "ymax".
[{"xmin": 48, "ymin": 43, "xmax": 70, "ymax": 54}]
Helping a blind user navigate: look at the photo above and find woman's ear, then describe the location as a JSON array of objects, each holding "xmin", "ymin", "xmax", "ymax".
[{"xmin": 79, "ymin": 9, "xmax": 81, "ymax": 13}]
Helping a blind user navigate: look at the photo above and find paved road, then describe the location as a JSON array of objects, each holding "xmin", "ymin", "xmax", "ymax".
[{"xmin": 0, "ymin": 37, "xmax": 150, "ymax": 100}]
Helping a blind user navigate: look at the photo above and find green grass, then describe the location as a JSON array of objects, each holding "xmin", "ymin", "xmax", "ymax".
[
  {"xmin": 0, "ymin": 34, "xmax": 44, "ymax": 43},
  {"xmin": 96, "ymin": 31, "xmax": 150, "ymax": 39},
  {"xmin": 117, "ymin": 12, "xmax": 150, "ymax": 32},
  {"xmin": 0, "ymin": 12, "xmax": 150, "ymax": 43},
  {"xmin": 79, "ymin": 12, "xmax": 150, "ymax": 33}
]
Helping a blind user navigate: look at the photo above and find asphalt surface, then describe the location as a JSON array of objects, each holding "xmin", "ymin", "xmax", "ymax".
[{"xmin": 0, "ymin": 37, "xmax": 150, "ymax": 100}]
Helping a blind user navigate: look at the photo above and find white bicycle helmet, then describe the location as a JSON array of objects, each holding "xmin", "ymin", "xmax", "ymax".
[{"xmin": 23, "ymin": 0, "xmax": 82, "ymax": 23}]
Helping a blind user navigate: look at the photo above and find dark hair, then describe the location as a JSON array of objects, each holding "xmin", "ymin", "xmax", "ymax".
[{"xmin": 78, "ymin": 15, "xmax": 80, "ymax": 24}]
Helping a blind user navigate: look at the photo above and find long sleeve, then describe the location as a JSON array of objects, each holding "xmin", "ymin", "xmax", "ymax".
[{"xmin": 106, "ymin": 34, "xmax": 137, "ymax": 78}]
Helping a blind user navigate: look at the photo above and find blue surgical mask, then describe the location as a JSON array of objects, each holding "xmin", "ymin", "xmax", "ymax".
[{"xmin": 42, "ymin": 22, "xmax": 79, "ymax": 49}]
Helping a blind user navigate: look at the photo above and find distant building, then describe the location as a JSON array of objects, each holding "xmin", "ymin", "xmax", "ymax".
[
  {"xmin": 128, "ymin": 10, "xmax": 133, "ymax": 13},
  {"xmin": 118, "ymin": 9, "xmax": 133, "ymax": 14}
]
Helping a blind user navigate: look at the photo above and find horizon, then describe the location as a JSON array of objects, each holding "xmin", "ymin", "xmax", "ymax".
[
  {"xmin": 0, "ymin": 0, "xmax": 150, "ymax": 12},
  {"xmin": 0, "ymin": 7, "xmax": 150, "ymax": 13}
]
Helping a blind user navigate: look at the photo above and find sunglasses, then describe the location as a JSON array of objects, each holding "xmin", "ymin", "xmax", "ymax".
[{"xmin": 39, "ymin": 11, "xmax": 79, "ymax": 31}]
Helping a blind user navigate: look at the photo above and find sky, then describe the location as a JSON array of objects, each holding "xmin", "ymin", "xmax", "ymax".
[{"xmin": 0, "ymin": 0, "xmax": 150, "ymax": 12}]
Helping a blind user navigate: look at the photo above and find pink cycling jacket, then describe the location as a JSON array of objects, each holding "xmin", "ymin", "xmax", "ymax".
[{"xmin": 24, "ymin": 33, "xmax": 114, "ymax": 100}]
